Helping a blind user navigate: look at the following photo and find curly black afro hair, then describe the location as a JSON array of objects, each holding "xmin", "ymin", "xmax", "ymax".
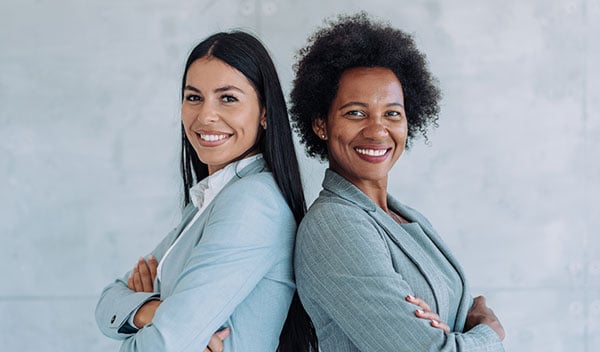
[{"xmin": 290, "ymin": 12, "xmax": 442, "ymax": 160}]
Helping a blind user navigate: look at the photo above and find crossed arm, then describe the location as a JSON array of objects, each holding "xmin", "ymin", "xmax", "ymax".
[
  {"xmin": 128, "ymin": 256, "xmax": 229, "ymax": 352},
  {"xmin": 96, "ymin": 177, "xmax": 296, "ymax": 352},
  {"xmin": 296, "ymin": 203, "xmax": 505, "ymax": 351}
]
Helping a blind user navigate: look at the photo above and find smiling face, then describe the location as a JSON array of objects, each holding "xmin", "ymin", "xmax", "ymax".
[
  {"xmin": 182, "ymin": 57, "xmax": 266, "ymax": 175},
  {"xmin": 313, "ymin": 67, "xmax": 408, "ymax": 189}
]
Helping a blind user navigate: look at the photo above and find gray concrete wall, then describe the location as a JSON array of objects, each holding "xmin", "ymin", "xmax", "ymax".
[{"xmin": 1, "ymin": 0, "xmax": 598, "ymax": 351}]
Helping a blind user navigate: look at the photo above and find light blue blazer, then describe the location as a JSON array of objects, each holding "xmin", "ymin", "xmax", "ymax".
[
  {"xmin": 295, "ymin": 170, "xmax": 504, "ymax": 351},
  {"xmin": 96, "ymin": 159, "xmax": 296, "ymax": 352}
]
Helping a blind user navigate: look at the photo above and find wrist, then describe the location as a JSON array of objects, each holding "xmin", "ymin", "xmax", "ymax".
[{"xmin": 133, "ymin": 300, "xmax": 161, "ymax": 328}]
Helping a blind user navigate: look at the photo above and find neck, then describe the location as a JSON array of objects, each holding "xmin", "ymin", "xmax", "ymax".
[{"xmin": 344, "ymin": 175, "xmax": 389, "ymax": 212}]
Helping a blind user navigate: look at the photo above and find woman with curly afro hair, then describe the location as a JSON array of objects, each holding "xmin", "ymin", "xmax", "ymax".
[{"xmin": 291, "ymin": 13, "xmax": 505, "ymax": 351}]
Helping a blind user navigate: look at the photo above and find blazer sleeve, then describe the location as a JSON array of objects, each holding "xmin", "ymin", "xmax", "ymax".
[
  {"xmin": 95, "ymin": 225, "xmax": 181, "ymax": 340},
  {"xmin": 295, "ymin": 202, "xmax": 504, "ymax": 352},
  {"xmin": 117, "ymin": 174, "xmax": 295, "ymax": 352}
]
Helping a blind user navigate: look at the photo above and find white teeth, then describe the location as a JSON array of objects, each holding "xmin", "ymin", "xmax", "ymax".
[
  {"xmin": 355, "ymin": 148, "xmax": 387, "ymax": 157},
  {"xmin": 200, "ymin": 134, "xmax": 228, "ymax": 142}
]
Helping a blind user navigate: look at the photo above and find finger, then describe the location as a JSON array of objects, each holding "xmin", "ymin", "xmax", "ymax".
[
  {"xmin": 133, "ymin": 271, "xmax": 144, "ymax": 292},
  {"xmin": 127, "ymin": 274, "xmax": 134, "ymax": 290},
  {"xmin": 215, "ymin": 328, "xmax": 230, "ymax": 340},
  {"xmin": 415, "ymin": 309, "xmax": 441, "ymax": 322},
  {"xmin": 473, "ymin": 295, "xmax": 486, "ymax": 306},
  {"xmin": 206, "ymin": 333, "xmax": 225, "ymax": 352},
  {"xmin": 137, "ymin": 258, "xmax": 153, "ymax": 292},
  {"xmin": 148, "ymin": 255, "xmax": 158, "ymax": 282},
  {"xmin": 406, "ymin": 295, "xmax": 431, "ymax": 312},
  {"xmin": 431, "ymin": 319, "xmax": 451, "ymax": 333}
]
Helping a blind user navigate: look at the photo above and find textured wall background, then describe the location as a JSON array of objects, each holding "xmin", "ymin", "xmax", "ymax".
[{"xmin": 1, "ymin": 0, "xmax": 598, "ymax": 351}]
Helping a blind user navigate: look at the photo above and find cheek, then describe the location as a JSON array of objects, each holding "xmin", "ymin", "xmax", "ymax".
[
  {"xmin": 397, "ymin": 122, "xmax": 408, "ymax": 139},
  {"xmin": 181, "ymin": 108, "xmax": 192, "ymax": 126},
  {"xmin": 181, "ymin": 103, "xmax": 200, "ymax": 124}
]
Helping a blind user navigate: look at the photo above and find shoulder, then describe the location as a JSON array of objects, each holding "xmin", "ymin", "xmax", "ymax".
[
  {"xmin": 302, "ymin": 194, "xmax": 376, "ymax": 231},
  {"xmin": 211, "ymin": 171, "xmax": 294, "ymax": 233},
  {"xmin": 219, "ymin": 171, "xmax": 284, "ymax": 203},
  {"xmin": 295, "ymin": 194, "xmax": 393, "ymax": 284},
  {"xmin": 297, "ymin": 194, "xmax": 383, "ymax": 254}
]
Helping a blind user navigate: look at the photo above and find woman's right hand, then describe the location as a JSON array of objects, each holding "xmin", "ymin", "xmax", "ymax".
[
  {"xmin": 464, "ymin": 296, "xmax": 505, "ymax": 340},
  {"xmin": 203, "ymin": 328, "xmax": 230, "ymax": 352}
]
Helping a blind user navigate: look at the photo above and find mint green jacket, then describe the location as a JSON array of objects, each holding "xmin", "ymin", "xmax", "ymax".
[
  {"xmin": 96, "ymin": 159, "xmax": 296, "ymax": 351},
  {"xmin": 295, "ymin": 169, "xmax": 504, "ymax": 351}
]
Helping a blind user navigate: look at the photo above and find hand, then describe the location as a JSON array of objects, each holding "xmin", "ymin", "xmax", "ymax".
[
  {"xmin": 133, "ymin": 299, "xmax": 161, "ymax": 328},
  {"xmin": 406, "ymin": 295, "xmax": 450, "ymax": 333},
  {"xmin": 128, "ymin": 256, "xmax": 158, "ymax": 293},
  {"xmin": 464, "ymin": 296, "xmax": 505, "ymax": 340},
  {"xmin": 203, "ymin": 328, "xmax": 231, "ymax": 352}
]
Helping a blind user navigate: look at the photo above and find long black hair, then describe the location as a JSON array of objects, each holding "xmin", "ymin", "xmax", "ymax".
[{"xmin": 179, "ymin": 31, "xmax": 317, "ymax": 352}]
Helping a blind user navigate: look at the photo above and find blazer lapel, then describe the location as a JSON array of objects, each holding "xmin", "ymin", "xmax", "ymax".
[
  {"xmin": 392, "ymin": 200, "xmax": 471, "ymax": 332},
  {"xmin": 158, "ymin": 158, "xmax": 267, "ymax": 297}
]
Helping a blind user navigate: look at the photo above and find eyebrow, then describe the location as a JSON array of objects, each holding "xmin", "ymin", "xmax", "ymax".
[
  {"xmin": 338, "ymin": 101, "xmax": 404, "ymax": 110},
  {"xmin": 184, "ymin": 84, "xmax": 246, "ymax": 94}
]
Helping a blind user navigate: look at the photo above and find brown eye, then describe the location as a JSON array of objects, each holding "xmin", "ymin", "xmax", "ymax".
[
  {"xmin": 344, "ymin": 110, "xmax": 366, "ymax": 119},
  {"xmin": 221, "ymin": 95, "xmax": 238, "ymax": 103},
  {"xmin": 185, "ymin": 94, "xmax": 202, "ymax": 103},
  {"xmin": 386, "ymin": 111, "xmax": 403, "ymax": 120}
]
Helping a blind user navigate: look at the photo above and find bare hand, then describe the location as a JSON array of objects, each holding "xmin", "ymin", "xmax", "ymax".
[
  {"xmin": 133, "ymin": 299, "xmax": 161, "ymax": 328},
  {"xmin": 464, "ymin": 296, "xmax": 505, "ymax": 340},
  {"xmin": 129, "ymin": 256, "xmax": 160, "ymax": 328},
  {"xmin": 406, "ymin": 295, "xmax": 450, "ymax": 333},
  {"xmin": 128, "ymin": 256, "xmax": 158, "ymax": 293},
  {"xmin": 203, "ymin": 328, "xmax": 231, "ymax": 352}
]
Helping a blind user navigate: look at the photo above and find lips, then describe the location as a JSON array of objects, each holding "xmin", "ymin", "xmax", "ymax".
[
  {"xmin": 200, "ymin": 133, "xmax": 229, "ymax": 142},
  {"xmin": 195, "ymin": 130, "xmax": 232, "ymax": 146},
  {"xmin": 354, "ymin": 146, "xmax": 391, "ymax": 162},
  {"xmin": 355, "ymin": 148, "xmax": 388, "ymax": 157}
]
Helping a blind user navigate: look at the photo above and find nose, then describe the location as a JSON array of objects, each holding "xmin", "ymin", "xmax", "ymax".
[
  {"xmin": 361, "ymin": 118, "xmax": 389, "ymax": 139},
  {"xmin": 196, "ymin": 101, "xmax": 219, "ymax": 124}
]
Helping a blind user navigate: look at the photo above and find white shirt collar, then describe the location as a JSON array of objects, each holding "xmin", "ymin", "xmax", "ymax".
[{"xmin": 188, "ymin": 154, "xmax": 263, "ymax": 210}]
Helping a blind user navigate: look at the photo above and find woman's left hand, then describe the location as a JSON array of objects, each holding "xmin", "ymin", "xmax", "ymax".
[
  {"xmin": 406, "ymin": 295, "xmax": 450, "ymax": 333},
  {"xmin": 128, "ymin": 256, "xmax": 158, "ymax": 292}
]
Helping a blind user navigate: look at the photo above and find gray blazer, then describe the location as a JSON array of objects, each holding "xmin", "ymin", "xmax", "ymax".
[
  {"xmin": 96, "ymin": 159, "xmax": 296, "ymax": 352},
  {"xmin": 295, "ymin": 170, "xmax": 504, "ymax": 351}
]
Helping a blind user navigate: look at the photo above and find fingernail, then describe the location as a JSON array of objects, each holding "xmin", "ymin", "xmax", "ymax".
[
  {"xmin": 431, "ymin": 320, "xmax": 439, "ymax": 326},
  {"xmin": 416, "ymin": 309, "xmax": 423, "ymax": 315},
  {"xmin": 407, "ymin": 295, "xmax": 415, "ymax": 300},
  {"xmin": 149, "ymin": 255, "xmax": 155, "ymax": 260}
]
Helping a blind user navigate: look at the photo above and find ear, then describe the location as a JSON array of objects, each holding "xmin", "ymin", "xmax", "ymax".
[
  {"xmin": 260, "ymin": 109, "xmax": 267, "ymax": 130},
  {"xmin": 312, "ymin": 117, "xmax": 328, "ymax": 140}
]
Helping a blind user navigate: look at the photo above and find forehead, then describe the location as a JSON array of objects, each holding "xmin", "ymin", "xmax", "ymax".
[
  {"xmin": 185, "ymin": 57, "xmax": 252, "ymax": 88},
  {"xmin": 335, "ymin": 67, "xmax": 404, "ymax": 101}
]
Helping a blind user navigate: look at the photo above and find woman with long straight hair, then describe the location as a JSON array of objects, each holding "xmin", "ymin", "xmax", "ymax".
[{"xmin": 96, "ymin": 31, "xmax": 317, "ymax": 352}]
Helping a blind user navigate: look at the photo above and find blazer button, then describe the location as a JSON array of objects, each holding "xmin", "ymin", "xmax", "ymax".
[{"xmin": 111, "ymin": 315, "xmax": 116, "ymax": 324}]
